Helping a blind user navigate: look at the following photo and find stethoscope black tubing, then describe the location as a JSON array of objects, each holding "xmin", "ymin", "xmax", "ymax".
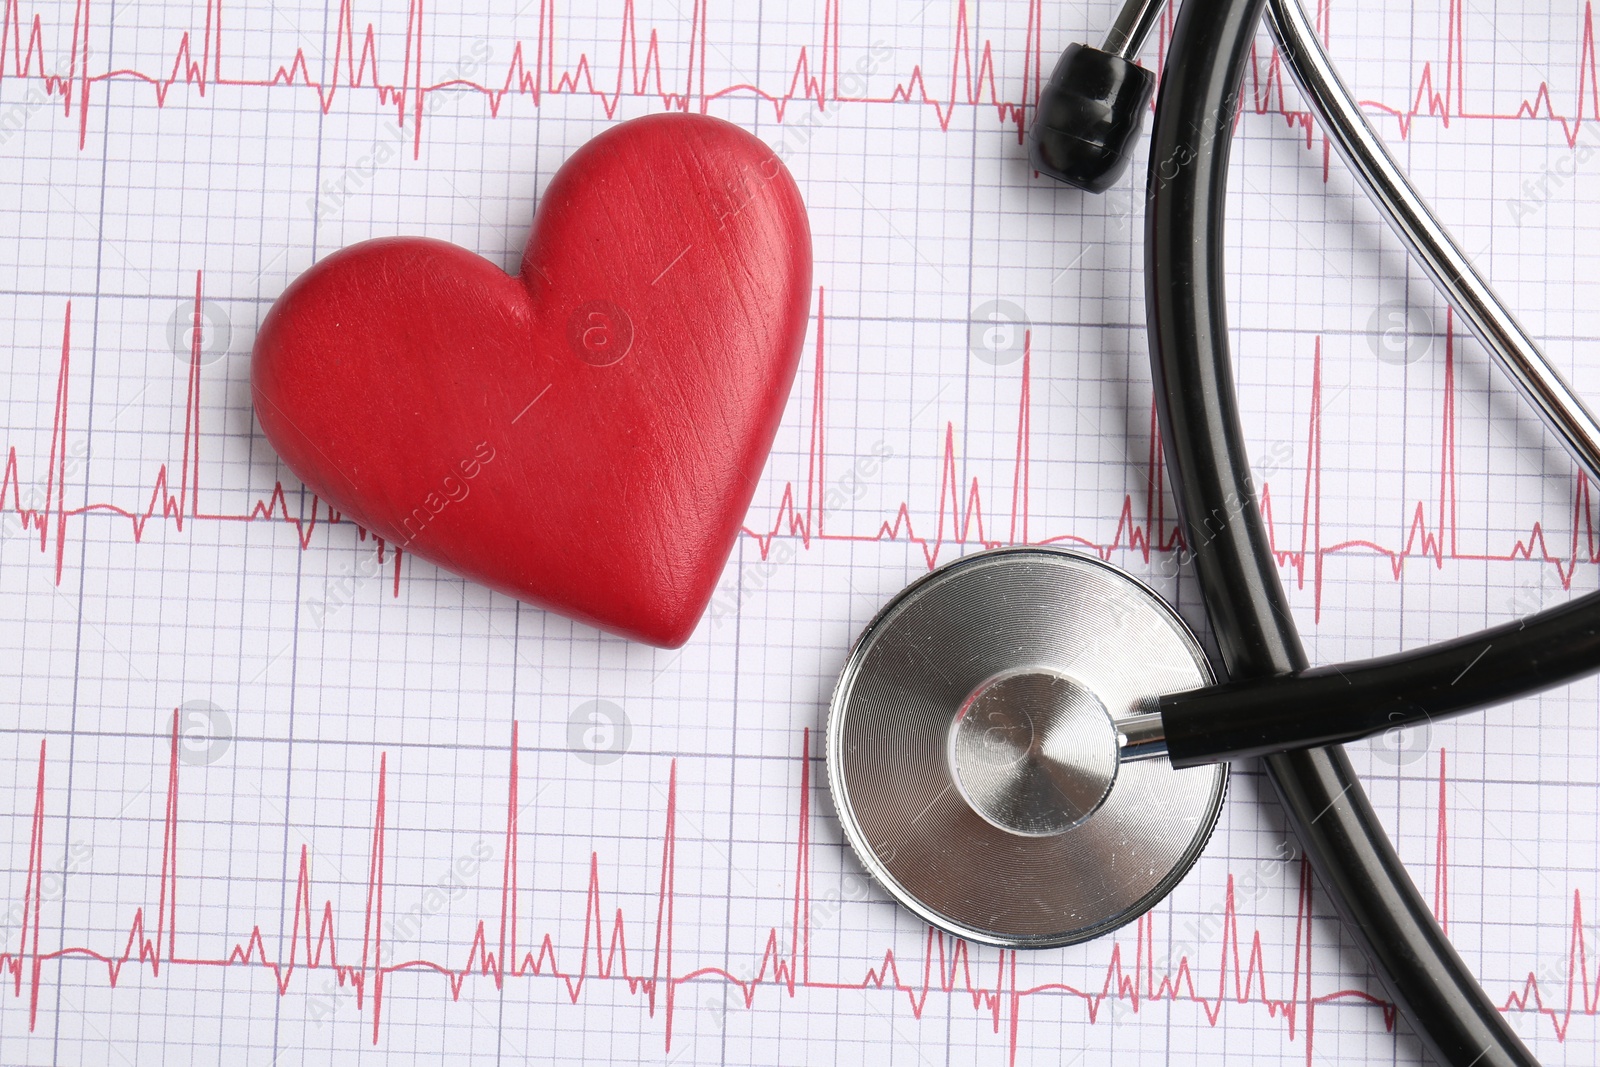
[
  {"xmin": 1159, "ymin": 588, "xmax": 1600, "ymax": 767},
  {"xmin": 1142, "ymin": 0, "xmax": 1539, "ymax": 1062}
]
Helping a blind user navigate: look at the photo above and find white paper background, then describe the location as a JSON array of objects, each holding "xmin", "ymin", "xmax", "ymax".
[{"xmin": 1, "ymin": 0, "xmax": 1598, "ymax": 1063}]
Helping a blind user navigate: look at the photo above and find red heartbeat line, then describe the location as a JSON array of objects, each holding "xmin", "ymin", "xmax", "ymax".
[
  {"xmin": 742, "ymin": 292, "xmax": 1600, "ymax": 620},
  {"xmin": 4, "ymin": 277, "xmax": 1598, "ymax": 618},
  {"xmin": 1, "ymin": 0, "xmax": 1597, "ymax": 154},
  {"xmin": 0, "ymin": 0, "xmax": 1041, "ymax": 152},
  {"xmin": 2, "ymin": 722, "xmax": 1595, "ymax": 1063},
  {"xmin": 2, "ymin": 274, "xmax": 407, "ymax": 594}
]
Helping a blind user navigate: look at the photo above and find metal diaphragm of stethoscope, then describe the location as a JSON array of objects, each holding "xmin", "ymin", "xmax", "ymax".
[{"xmin": 826, "ymin": 1, "xmax": 1600, "ymax": 1065}]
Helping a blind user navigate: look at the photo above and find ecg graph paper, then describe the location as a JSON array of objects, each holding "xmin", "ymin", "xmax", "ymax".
[{"xmin": 0, "ymin": 0, "xmax": 1598, "ymax": 1063}]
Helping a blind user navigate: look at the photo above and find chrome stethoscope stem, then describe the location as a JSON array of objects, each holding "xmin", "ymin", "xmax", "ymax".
[
  {"xmin": 1101, "ymin": 0, "xmax": 1600, "ymax": 480},
  {"xmin": 1116, "ymin": 709, "xmax": 1169, "ymax": 761},
  {"xmin": 1269, "ymin": 0, "xmax": 1600, "ymax": 481},
  {"xmin": 1102, "ymin": 0, "xmax": 1166, "ymax": 60}
]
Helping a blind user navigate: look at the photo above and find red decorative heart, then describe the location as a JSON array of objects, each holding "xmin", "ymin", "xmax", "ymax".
[{"xmin": 252, "ymin": 114, "xmax": 812, "ymax": 647}]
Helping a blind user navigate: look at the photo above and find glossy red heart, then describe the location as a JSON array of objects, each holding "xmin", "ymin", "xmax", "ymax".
[{"xmin": 252, "ymin": 113, "xmax": 812, "ymax": 647}]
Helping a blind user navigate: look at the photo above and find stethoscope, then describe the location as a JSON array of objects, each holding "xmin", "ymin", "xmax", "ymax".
[{"xmin": 824, "ymin": 1, "xmax": 1600, "ymax": 1065}]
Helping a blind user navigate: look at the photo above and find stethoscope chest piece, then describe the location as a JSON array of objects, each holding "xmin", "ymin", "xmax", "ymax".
[{"xmin": 826, "ymin": 546, "xmax": 1227, "ymax": 947}]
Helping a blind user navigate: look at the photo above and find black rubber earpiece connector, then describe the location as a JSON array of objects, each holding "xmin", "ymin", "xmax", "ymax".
[{"xmin": 1027, "ymin": 43, "xmax": 1156, "ymax": 193}]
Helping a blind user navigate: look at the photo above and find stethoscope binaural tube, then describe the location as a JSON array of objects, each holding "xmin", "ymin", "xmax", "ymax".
[{"xmin": 1142, "ymin": 0, "xmax": 1542, "ymax": 1063}]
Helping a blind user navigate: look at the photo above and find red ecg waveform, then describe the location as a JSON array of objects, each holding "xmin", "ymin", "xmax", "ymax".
[
  {"xmin": 2, "ymin": 724, "xmax": 1595, "ymax": 1062},
  {"xmin": 741, "ymin": 294, "xmax": 1600, "ymax": 620},
  {"xmin": 4, "ymin": 279, "xmax": 1598, "ymax": 617},
  {"xmin": 0, "ymin": 0, "xmax": 1596, "ymax": 154},
  {"xmin": 2, "ymin": 275, "xmax": 407, "ymax": 594}
]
